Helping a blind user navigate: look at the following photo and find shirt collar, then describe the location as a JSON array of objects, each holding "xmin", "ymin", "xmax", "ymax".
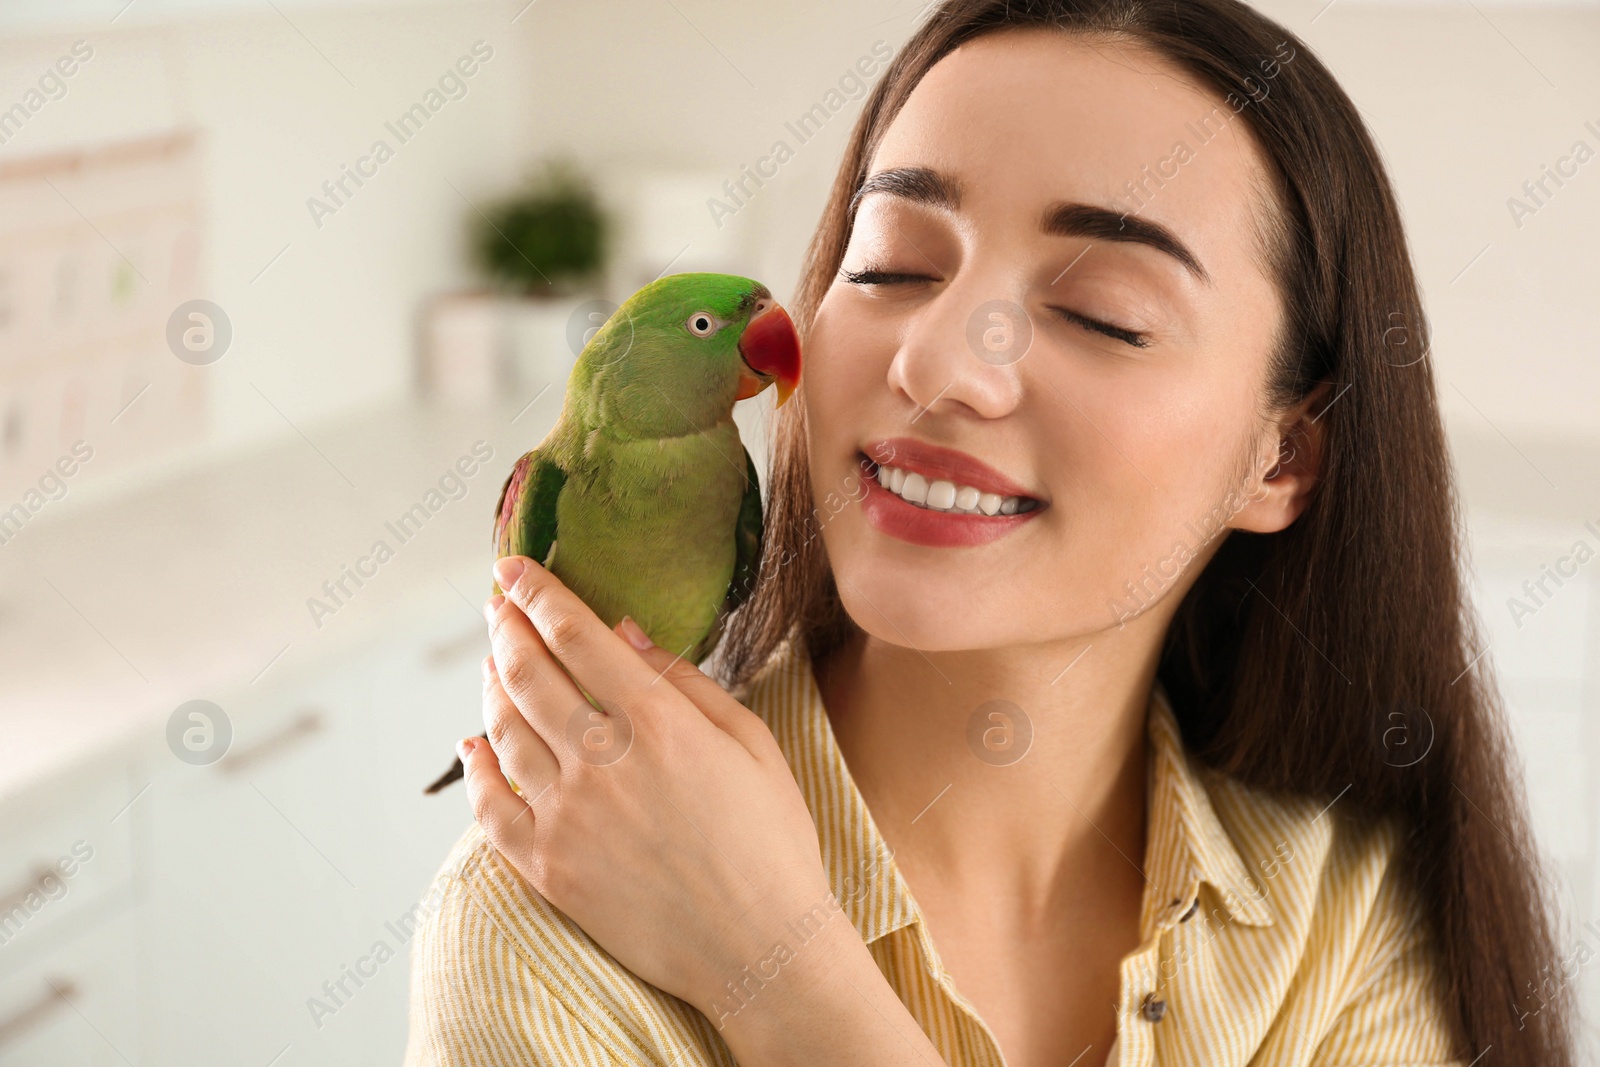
[
  {"xmin": 1143, "ymin": 681, "xmax": 1276, "ymax": 930},
  {"xmin": 742, "ymin": 632, "xmax": 1274, "ymax": 948}
]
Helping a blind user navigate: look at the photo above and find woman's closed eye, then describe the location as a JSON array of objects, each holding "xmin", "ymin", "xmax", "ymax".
[
  {"xmin": 1046, "ymin": 306, "xmax": 1151, "ymax": 349},
  {"xmin": 838, "ymin": 265, "xmax": 1152, "ymax": 349}
]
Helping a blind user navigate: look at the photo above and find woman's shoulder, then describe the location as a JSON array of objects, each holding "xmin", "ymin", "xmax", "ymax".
[
  {"xmin": 1196, "ymin": 766, "xmax": 1452, "ymax": 1022},
  {"xmin": 1183, "ymin": 770, "xmax": 1460, "ymax": 1062},
  {"xmin": 1199, "ymin": 764, "xmax": 1416, "ymax": 933},
  {"xmin": 405, "ymin": 821, "xmax": 736, "ymax": 1066},
  {"xmin": 1147, "ymin": 686, "xmax": 1419, "ymax": 940}
]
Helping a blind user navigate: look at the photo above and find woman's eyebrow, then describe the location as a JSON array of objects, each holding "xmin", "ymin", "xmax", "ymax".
[
  {"xmin": 1041, "ymin": 202, "xmax": 1212, "ymax": 286},
  {"xmin": 850, "ymin": 166, "xmax": 961, "ymax": 215},
  {"xmin": 850, "ymin": 166, "xmax": 1211, "ymax": 287}
]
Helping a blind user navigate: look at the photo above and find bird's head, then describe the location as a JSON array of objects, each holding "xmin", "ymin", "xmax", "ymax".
[{"xmin": 573, "ymin": 273, "xmax": 802, "ymax": 437}]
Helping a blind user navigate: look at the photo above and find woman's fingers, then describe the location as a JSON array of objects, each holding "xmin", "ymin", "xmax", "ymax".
[
  {"xmin": 481, "ymin": 653, "xmax": 561, "ymax": 802},
  {"xmin": 484, "ymin": 586, "xmax": 589, "ymax": 754},
  {"xmin": 493, "ymin": 556, "xmax": 667, "ymax": 722},
  {"xmin": 486, "ymin": 555, "xmax": 771, "ymax": 772},
  {"xmin": 459, "ymin": 733, "xmax": 539, "ymax": 867}
]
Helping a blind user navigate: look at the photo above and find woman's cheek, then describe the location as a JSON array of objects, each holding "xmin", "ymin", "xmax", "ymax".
[{"xmin": 1037, "ymin": 398, "xmax": 1203, "ymax": 626}]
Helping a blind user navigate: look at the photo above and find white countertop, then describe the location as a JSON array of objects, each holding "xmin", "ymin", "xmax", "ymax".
[{"xmin": 0, "ymin": 393, "xmax": 559, "ymax": 802}]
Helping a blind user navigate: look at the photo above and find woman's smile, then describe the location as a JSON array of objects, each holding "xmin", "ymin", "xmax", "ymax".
[{"xmin": 856, "ymin": 438, "xmax": 1046, "ymax": 547}]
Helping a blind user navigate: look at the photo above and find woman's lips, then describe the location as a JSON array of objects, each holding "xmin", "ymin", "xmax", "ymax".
[
  {"xmin": 857, "ymin": 452, "xmax": 1044, "ymax": 547},
  {"xmin": 862, "ymin": 436, "xmax": 1040, "ymax": 501}
]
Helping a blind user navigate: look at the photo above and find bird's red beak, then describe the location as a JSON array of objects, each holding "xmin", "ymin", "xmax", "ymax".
[{"xmin": 736, "ymin": 303, "xmax": 802, "ymax": 407}]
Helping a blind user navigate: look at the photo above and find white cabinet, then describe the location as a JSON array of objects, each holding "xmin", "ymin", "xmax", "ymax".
[
  {"xmin": 0, "ymin": 579, "xmax": 490, "ymax": 1065},
  {"xmin": 139, "ymin": 587, "xmax": 487, "ymax": 1066},
  {"xmin": 0, "ymin": 748, "xmax": 142, "ymax": 1064},
  {"xmin": 0, "ymin": 911, "xmax": 142, "ymax": 1067}
]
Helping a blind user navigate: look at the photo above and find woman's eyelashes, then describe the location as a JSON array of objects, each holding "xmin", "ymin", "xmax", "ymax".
[
  {"xmin": 1047, "ymin": 306, "xmax": 1151, "ymax": 349},
  {"xmin": 837, "ymin": 265, "xmax": 1152, "ymax": 349},
  {"xmin": 838, "ymin": 267, "xmax": 931, "ymax": 286}
]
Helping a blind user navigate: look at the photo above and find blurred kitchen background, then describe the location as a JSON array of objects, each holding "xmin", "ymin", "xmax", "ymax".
[{"xmin": 0, "ymin": 0, "xmax": 1596, "ymax": 1062}]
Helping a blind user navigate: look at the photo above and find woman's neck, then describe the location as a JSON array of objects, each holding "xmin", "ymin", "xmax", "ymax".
[{"xmin": 813, "ymin": 626, "xmax": 1158, "ymax": 919}]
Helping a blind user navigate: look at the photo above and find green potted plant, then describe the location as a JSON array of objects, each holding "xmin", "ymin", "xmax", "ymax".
[
  {"xmin": 473, "ymin": 158, "xmax": 607, "ymax": 298},
  {"xmin": 473, "ymin": 158, "xmax": 610, "ymax": 391}
]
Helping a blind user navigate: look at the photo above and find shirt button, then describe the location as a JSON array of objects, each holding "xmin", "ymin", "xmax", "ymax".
[{"xmin": 1140, "ymin": 992, "xmax": 1167, "ymax": 1022}]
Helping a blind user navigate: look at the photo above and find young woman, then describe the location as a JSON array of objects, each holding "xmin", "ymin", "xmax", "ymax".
[{"xmin": 405, "ymin": 1, "xmax": 1575, "ymax": 1064}]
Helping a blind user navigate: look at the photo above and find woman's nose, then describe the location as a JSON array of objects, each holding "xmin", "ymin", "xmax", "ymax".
[{"xmin": 886, "ymin": 281, "xmax": 1027, "ymax": 421}]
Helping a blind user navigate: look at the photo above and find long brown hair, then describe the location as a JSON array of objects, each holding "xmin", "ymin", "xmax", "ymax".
[{"xmin": 711, "ymin": 1, "xmax": 1573, "ymax": 1062}]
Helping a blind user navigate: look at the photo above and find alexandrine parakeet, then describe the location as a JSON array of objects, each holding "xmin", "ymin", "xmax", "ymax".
[{"xmin": 425, "ymin": 273, "xmax": 801, "ymax": 793}]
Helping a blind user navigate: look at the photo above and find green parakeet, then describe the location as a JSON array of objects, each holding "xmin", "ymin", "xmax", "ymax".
[{"xmin": 425, "ymin": 273, "xmax": 801, "ymax": 793}]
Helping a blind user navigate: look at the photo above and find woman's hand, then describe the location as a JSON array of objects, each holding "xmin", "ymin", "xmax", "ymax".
[{"xmin": 461, "ymin": 554, "xmax": 843, "ymax": 1024}]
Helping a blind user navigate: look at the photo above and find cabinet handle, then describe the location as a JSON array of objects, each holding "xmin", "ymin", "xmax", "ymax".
[
  {"xmin": 0, "ymin": 979, "xmax": 76, "ymax": 1047},
  {"xmin": 0, "ymin": 866, "xmax": 64, "ymax": 918},
  {"xmin": 220, "ymin": 710, "xmax": 323, "ymax": 775}
]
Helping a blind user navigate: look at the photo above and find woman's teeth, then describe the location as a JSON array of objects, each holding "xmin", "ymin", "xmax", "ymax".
[{"xmin": 873, "ymin": 463, "xmax": 1037, "ymax": 516}]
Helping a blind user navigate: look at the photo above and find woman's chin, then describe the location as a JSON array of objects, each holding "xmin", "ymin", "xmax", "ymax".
[{"xmin": 832, "ymin": 570, "xmax": 1008, "ymax": 652}]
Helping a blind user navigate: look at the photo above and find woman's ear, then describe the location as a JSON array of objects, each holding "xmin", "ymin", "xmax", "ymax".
[{"xmin": 1231, "ymin": 381, "xmax": 1332, "ymax": 535}]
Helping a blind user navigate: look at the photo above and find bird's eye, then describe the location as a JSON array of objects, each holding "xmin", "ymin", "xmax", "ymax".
[{"xmin": 686, "ymin": 311, "xmax": 722, "ymax": 337}]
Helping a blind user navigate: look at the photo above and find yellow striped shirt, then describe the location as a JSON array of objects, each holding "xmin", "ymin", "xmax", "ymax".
[{"xmin": 404, "ymin": 633, "xmax": 1464, "ymax": 1065}]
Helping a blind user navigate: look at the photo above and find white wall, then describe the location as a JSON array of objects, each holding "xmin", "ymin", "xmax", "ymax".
[{"xmin": 1249, "ymin": 0, "xmax": 1600, "ymax": 456}]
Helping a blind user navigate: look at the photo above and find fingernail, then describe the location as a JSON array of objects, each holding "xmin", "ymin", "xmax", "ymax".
[
  {"xmin": 483, "ymin": 594, "xmax": 505, "ymax": 620},
  {"xmin": 457, "ymin": 737, "xmax": 477, "ymax": 759},
  {"xmin": 494, "ymin": 556, "xmax": 527, "ymax": 590},
  {"xmin": 618, "ymin": 614, "xmax": 654, "ymax": 651}
]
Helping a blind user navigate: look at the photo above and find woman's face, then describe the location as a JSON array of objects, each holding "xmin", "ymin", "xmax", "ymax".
[{"xmin": 805, "ymin": 29, "xmax": 1297, "ymax": 652}]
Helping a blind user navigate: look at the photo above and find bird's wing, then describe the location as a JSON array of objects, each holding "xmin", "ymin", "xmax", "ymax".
[
  {"xmin": 494, "ymin": 449, "xmax": 566, "ymax": 592},
  {"xmin": 429, "ymin": 451, "xmax": 565, "ymax": 795},
  {"xmin": 723, "ymin": 443, "xmax": 764, "ymax": 615}
]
